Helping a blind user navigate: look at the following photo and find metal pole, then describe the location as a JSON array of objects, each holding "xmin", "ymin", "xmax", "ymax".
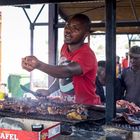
[
  {"xmin": 22, "ymin": 5, "xmax": 46, "ymax": 89},
  {"xmin": 105, "ymin": 0, "xmax": 116, "ymax": 122},
  {"xmin": 48, "ymin": 4, "xmax": 58, "ymax": 86}
]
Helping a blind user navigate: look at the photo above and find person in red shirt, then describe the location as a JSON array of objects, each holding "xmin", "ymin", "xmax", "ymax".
[
  {"xmin": 122, "ymin": 52, "xmax": 129, "ymax": 70},
  {"xmin": 21, "ymin": 14, "xmax": 101, "ymax": 105}
]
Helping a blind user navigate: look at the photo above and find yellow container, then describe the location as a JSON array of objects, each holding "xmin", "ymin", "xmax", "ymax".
[{"xmin": 0, "ymin": 91, "xmax": 5, "ymax": 100}]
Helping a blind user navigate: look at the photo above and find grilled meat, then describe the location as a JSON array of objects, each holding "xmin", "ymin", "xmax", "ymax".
[
  {"xmin": 66, "ymin": 111, "xmax": 87, "ymax": 120},
  {"xmin": 0, "ymin": 98, "xmax": 88, "ymax": 121},
  {"xmin": 116, "ymin": 100, "xmax": 140, "ymax": 114}
]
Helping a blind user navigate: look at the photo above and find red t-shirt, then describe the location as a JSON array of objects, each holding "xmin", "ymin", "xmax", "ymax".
[
  {"xmin": 122, "ymin": 58, "xmax": 128, "ymax": 69},
  {"xmin": 59, "ymin": 43, "xmax": 101, "ymax": 105}
]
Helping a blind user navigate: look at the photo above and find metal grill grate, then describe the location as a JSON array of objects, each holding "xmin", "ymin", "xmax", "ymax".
[
  {"xmin": 108, "ymin": 114, "xmax": 140, "ymax": 132},
  {"xmin": 108, "ymin": 122, "xmax": 140, "ymax": 131},
  {"xmin": 0, "ymin": 110, "xmax": 81, "ymax": 123}
]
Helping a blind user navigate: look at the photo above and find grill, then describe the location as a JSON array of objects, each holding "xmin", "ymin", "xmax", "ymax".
[
  {"xmin": 0, "ymin": 100, "xmax": 136, "ymax": 140},
  {"xmin": 0, "ymin": 110, "xmax": 81, "ymax": 123},
  {"xmin": 108, "ymin": 113, "xmax": 140, "ymax": 131},
  {"xmin": 0, "ymin": 98, "xmax": 105, "ymax": 124},
  {"xmin": 108, "ymin": 122, "xmax": 140, "ymax": 131},
  {"xmin": 0, "ymin": 101, "xmax": 106, "ymax": 138},
  {"xmin": 1, "ymin": 98, "xmax": 140, "ymax": 133},
  {"xmin": 0, "ymin": 107, "xmax": 105, "ymax": 124}
]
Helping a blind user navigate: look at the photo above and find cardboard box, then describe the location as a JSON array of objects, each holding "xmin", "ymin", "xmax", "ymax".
[{"xmin": 0, "ymin": 118, "xmax": 60, "ymax": 140}]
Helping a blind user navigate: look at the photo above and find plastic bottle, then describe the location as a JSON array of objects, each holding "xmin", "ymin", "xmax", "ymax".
[{"xmin": 0, "ymin": 83, "xmax": 6, "ymax": 100}]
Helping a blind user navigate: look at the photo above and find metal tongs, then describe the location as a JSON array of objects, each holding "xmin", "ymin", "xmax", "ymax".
[{"xmin": 20, "ymin": 84, "xmax": 46, "ymax": 100}]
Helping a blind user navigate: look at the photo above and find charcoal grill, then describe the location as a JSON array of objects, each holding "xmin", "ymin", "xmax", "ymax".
[
  {"xmin": 0, "ymin": 110, "xmax": 79, "ymax": 123},
  {"xmin": 3, "ymin": 98, "xmax": 140, "ymax": 133},
  {"xmin": 0, "ymin": 98, "xmax": 106, "ymax": 124},
  {"xmin": 0, "ymin": 107, "xmax": 105, "ymax": 124}
]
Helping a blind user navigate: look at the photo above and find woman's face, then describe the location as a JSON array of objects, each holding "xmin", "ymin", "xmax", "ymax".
[{"xmin": 64, "ymin": 19, "xmax": 88, "ymax": 45}]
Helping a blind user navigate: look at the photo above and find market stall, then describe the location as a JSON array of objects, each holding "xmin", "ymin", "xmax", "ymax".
[{"xmin": 0, "ymin": 1, "xmax": 140, "ymax": 140}]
